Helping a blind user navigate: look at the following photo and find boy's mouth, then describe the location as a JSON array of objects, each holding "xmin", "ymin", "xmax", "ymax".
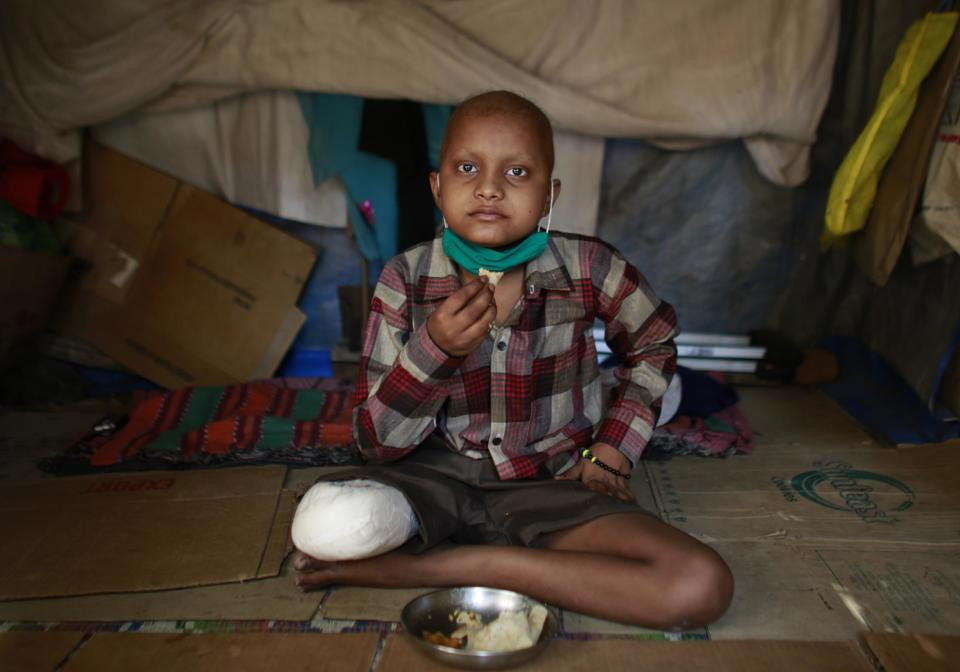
[{"xmin": 469, "ymin": 207, "xmax": 505, "ymax": 221}]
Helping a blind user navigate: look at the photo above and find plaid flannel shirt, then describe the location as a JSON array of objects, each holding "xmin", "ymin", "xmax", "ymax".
[{"xmin": 353, "ymin": 231, "xmax": 678, "ymax": 480}]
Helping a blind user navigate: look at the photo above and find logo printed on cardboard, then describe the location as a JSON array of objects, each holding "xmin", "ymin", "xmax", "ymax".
[
  {"xmin": 775, "ymin": 460, "xmax": 914, "ymax": 524},
  {"xmin": 85, "ymin": 478, "xmax": 176, "ymax": 493}
]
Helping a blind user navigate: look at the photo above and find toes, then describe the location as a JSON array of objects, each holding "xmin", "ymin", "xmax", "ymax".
[
  {"xmin": 291, "ymin": 551, "xmax": 339, "ymax": 591},
  {"xmin": 294, "ymin": 569, "xmax": 331, "ymax": 592},
  {"xmin": 292, "ymin": 551, "xmax": 322, "ymax": 571}
]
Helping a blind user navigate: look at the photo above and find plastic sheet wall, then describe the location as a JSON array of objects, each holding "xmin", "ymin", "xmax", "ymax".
[
  {"xmin": 598, "ymin": 133, "xmax": 960, "ymax": 407},
  {"xmin": 597, "ymin": 139, "xmax": 799, "ymax": 335}
]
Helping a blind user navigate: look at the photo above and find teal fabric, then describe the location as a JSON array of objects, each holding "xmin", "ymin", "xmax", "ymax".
[
  {"xmin": 423, "ymin": 104, "xmax": 451, "ymax": 175},
  {"xmin": 442, "ymin": 227, "xmax": 549, "ymax": 275},
  {"xmin": 297, "ymin": 93, "xmax": 451, "ymax": 261}
]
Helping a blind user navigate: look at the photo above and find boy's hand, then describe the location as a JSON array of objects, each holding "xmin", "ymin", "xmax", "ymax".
[
  {"xmin": 427, "ymin": 276, "xmax": 497, "ymax": 356},
  {"xmin": 557, "ymin": 442, "xmax": 635, "ymax": 502}
]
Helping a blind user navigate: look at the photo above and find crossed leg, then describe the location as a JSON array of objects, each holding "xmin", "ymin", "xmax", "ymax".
[{"xmin": 293, "ymin": 511, "xmax": 733, "ymax": 629}]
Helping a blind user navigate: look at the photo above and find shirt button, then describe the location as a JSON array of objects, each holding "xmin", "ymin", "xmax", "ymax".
[
  {"xmin": 527, "ymin": 284, "xmax": 536, "ymax": 294},
  {"xmin": 497, "ymin": 341, "xmax": 507, "ymax": 351},
  {"xmin": 491, "ymin": 436, "xmax": 502, "ymax": 446}
]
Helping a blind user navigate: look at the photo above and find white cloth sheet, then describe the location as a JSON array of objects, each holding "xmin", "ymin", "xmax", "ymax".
[
  {"xmin": 1, "ymin": 0, "xmax": 839, "ymax": 187},
  {"xmin": 93, "ymin": 92, "xmax": 348, "ymax": 228},
  {"xmin": 93, "ymin": 94, "xmax": 602, "ymax": 234}
]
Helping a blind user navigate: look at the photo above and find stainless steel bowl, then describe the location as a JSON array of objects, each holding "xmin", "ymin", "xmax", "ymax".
[{"xmin": 401, "ymin": 587, "xmax": 559, "ymax": 669}]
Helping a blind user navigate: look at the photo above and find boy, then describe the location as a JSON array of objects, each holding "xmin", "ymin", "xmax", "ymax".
[{"xmin": 292, "ymin": 91, "xmax": 733, "ymax": 629}]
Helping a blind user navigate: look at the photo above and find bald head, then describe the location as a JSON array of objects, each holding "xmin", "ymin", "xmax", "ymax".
[{"xmin": 441, "ymin": 91, "xmax": 555, "ymax": 173}]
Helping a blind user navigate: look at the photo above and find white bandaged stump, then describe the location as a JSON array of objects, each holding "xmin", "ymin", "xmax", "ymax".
[{"xmin": 291, "ymin": 480, "xmax": 419, "ymax": 560}]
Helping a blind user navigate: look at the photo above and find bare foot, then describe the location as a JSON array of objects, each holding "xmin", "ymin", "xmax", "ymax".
[
  {"xmin": 291, "ymin": 548, "xmax": 425, "ymax": 592},
  {"xmin": 292, "ymin": 550, "xmax": 328, "ymax": 571},
  {"xmin": 291, "ymin": 551, "xmax": 340, "ymax": 591}
]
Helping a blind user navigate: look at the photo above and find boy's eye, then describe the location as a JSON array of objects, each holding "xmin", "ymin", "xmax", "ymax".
[
  {"xmin": 506, "ymin": 167, "xmax": 527, "ymax": 178},
  {"xmin": 457, "ymin": 162, "xmax": 477, "ymax": 174}
]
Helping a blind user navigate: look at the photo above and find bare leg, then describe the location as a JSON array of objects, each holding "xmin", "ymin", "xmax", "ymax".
[{"xmin": 294, "ymin": 512, "xmax": 732, "ymax": 629}]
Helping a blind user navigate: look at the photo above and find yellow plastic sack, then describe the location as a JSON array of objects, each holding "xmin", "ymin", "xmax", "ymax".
[{"xmin": 823, "ymin": 12, "xmax": 959, "ymax": 249}]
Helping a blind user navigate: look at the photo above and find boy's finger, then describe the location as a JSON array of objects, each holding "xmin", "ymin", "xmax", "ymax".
[
  {"xmin": 555, "ymin": 463, "xmax": 582, "ymax": 480},
  {"xmin": 455, "ymin": 293, "xmax": 496, "ymax": 330},
  {"xmin": 447, "ymin": 277, "xmax": 490, "ymax": 313},
  {"xmin": 608, "ymin": 475, "xmax": 635, "ymax": 502},
  {"xmin": 456, "ymin": 282, "xmax": 496, "ymax": 322},
  {"xmin": 459, "ymin": 303, "xmax": 497, "ymax": 344},
  {"xmin": 584, "ymin": 479, "xmax": 611, "ymax": 496}
]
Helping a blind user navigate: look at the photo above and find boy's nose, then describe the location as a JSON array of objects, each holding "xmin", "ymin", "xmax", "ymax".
[{"xmin": 474, "ymin": 174, "xmax": 503, "ymax": 200}]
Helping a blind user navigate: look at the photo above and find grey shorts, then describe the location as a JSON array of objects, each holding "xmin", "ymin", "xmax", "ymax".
[{"xmin": 318, "ymin": 436, "xmax": 654, "ymax": 553}]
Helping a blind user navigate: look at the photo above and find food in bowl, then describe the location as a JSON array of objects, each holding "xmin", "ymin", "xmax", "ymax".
[
  {"xmin": 422, "ymin": 605, "xmax": 549, "ymax": 653},
  {"xmin": 421, "ymin": 630, "xmax": 466, "ymax": 648}
]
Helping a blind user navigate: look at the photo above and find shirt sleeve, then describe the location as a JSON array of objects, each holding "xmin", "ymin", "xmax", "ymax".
[
  {"xmin": 352, "ymin": 259, "xmax": 463, "ymax": 462},
  {"xmin": 591, "ymin": 246, "xmax": 678, "ymax": 466}
]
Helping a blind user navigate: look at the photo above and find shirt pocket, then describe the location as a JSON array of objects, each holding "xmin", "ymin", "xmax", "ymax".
[{"xmin": 535, "ymin": 296, "xmax": 587, "ymax": 358}]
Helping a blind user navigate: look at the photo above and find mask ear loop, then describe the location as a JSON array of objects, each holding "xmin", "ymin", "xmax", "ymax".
[
  {"xmin": 539, "ymin": 179, "xmax": 555, "ymax": 233},
  {"xmin": 436, "ymin": 174, "xmax": 449, "ymax": 229}
]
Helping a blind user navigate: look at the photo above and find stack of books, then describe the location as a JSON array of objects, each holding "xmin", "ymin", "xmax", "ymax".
[{"xmin": 592, "ymin": 328, "xmax": 767, "ymax": 373}]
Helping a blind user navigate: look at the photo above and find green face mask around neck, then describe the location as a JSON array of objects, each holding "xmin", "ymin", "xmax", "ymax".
[
  {"xmin": 442, "ymin": 227, "xmax": 549, "ymax": 276},
  {"xmin": 438, "ymin": 176, "xmax": 554, "ymax": 276}
]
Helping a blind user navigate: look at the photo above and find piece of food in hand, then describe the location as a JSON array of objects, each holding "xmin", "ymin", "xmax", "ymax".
[
  {"xmin": 477, "ymin": 268, "xmax": 504, "ymax": 287},
  {"xmin": 422, "ymin": 630, "xmax": 466, "ymax": 649}
]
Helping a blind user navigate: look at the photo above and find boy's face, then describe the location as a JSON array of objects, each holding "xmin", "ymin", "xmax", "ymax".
[{"xmin": 430, "ymin": 112, "xmax": 558, "ymax": 250}]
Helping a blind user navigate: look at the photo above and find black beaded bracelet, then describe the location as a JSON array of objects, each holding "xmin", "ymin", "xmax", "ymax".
[{"xmin": 580, "ymin": 447, "xmax": 631, "ymax": 480}]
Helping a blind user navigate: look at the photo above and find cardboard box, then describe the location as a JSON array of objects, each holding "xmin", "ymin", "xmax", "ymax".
[
  {"xmin": 53, "ymin": 143, "xmax": 317, "ymax": 388},
  {"xmin": 0, "ymin": 246, "xmax": 70, "ymax": 366},
  {"xmin": 0, "ymin": 465, "xmax": 290, "ymax": 600}
]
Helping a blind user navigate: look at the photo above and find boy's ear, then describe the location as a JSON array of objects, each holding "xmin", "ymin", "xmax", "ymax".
[
  {"xmin": 541, "ymin": 178, "xmax": 561, "ymax": 216},
  {"xmin": 429, "ymin": 171, "xmax": 442, "ymax": 208}
]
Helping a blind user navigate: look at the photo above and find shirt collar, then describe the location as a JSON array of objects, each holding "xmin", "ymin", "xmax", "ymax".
[
  {"xmin": 422, "ymin": 233, "xmax": 573, "ymax": 301},
  {"xmin": 525, "ymin": 235, "xmax": 574, "ymax": 293}
]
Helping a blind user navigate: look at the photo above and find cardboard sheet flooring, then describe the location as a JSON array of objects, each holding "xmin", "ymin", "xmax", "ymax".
[
  {"xmin": 0, "ymin": 465, "xmax": 290, "ymax": 599},
  {"xmin": 4, "ymin": 630, "xmax": 960, "ymax": 671},
  {"xmin": 378, "ymin": 635, "xmax": 875, "ymax": 671},
  {"xmin": 60, "ymin": 632, "xmax": 379, "ymax": 672},
  {"xmin": 0, "ymin": 631, "xmax": 84, "ymax": 672},
  {"xmin": 1, "ymin": 386, "xmax": 959, "ymax": 670}
]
